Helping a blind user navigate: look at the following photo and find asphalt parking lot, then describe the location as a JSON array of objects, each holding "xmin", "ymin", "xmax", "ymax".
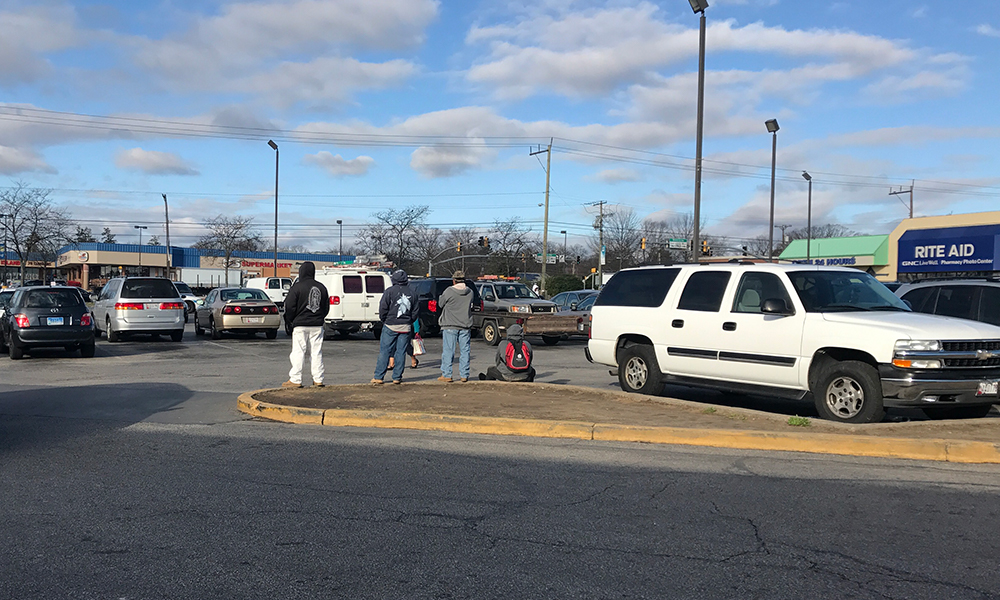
[{"xmin": 4, "ymin": 320, "xmax": 981, "ymax": 422}]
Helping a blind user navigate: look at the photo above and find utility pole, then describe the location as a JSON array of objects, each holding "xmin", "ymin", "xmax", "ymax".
[
  {"xmin": 530, "ymin": 139, "xmax": 552, "ymax": 296},
  {"xmin": 162, "ymin": 194, "xmax": 172, "ymax": 280},
  {"xmin": 591, "ymin": 201, "xmax": 607, "ymax": 289},
  {"xmin": 775, "ymin": 224, "xmax": 792, "ymax": 244},
  {"xmin": 889, "ymin": 180, "xmax": 915, "ymax": 219}
]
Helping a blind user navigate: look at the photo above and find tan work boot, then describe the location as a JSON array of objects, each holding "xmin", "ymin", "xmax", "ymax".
[
  {"xmin": 437, "ymin": 376, "xmax": 452, "ymax": 383},
  {"xmin": 281, "ymin": 380, "xmax": 303, "ymax": 389}
]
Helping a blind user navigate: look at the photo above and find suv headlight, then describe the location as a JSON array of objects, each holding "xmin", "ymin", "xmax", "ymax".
[
  {"xmin": 893, "ymin": 339, "xmax": 943, "ymax": 369},
  {"xmin": 894, "ymin": 339, "xmax": 941, "ymax": 352},
  {"xmin": 509, "ymin": 305, "xmax": 531, "ymax": 314}
]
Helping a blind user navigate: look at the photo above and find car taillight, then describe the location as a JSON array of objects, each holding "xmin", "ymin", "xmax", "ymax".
[
  {"xmin": 330, "ymin": 295, "xmax": 340, "ymax": 305},
  {"xmin": 159, "ymin": 302, "xmax": 184, "ymax": 310},
  {"xmin": 14, "ymin": 313, "xmax": 29, "ymax": 328},
  {"xmin": 428, "ymin": 300, "xmax": 437, "ymax": 312},
  {"xmin": 588, "ymin": 315, "xmax": 592, "ymax": 339},
  {"xmin": 222, "ymin": 305, "xmax": 242, "ymax": 314},
  {"xmin": 80, "ymin": 313, "xmax": 92, "ymax": 326},
  {"xmin": 115, "ymin": 302, "xmax": 144, "ymax": 310},
  {"xmin": 477, "ymin": 300, "xmax": 484, "ymax": 312},
  {"xmin": 264, "ymin": 306, "xmax": 278, "ymax": 314}
]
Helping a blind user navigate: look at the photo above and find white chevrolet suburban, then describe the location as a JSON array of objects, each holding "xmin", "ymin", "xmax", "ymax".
[{"xmin": 586, "ymin": 263, "xmax": 1000, "ymax": 423}]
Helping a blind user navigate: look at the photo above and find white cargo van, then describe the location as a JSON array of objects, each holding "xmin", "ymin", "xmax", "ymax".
[
  {"xmin": 244, "ymin": 276, "xmax": 293, "ymax": 310},
  {"xmin": 313, "ymin": 269, "xmax": 391, "ymax": 338}
]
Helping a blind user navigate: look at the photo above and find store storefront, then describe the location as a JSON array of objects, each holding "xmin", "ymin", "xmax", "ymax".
[
  {"xmin": 778, "ymin": 235, "xmax": 891, "ymax": 280},
  {"xmin": 887, "ymin": 211, "xmax": 1000, "ymax": 281}
]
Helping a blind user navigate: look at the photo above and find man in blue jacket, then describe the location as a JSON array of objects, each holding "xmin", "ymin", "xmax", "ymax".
[{"xmin": 372, "ymin": 270, "xmax": 418, "ymax": 385}]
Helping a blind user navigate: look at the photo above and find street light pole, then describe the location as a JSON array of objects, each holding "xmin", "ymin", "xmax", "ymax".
[
  {"xmin": 0, "ymin": 213, "xmax": 7, "ymax": 286},
  {"xmin": 337, "ymin": 219, "xmax": 343, "ymax": 257},
  {"xmin": 162, "ymin": 194, "xmax": 172, "ymax": 279},
  {"xmin": 560, "ymin": 230, "xmax": 567, "ymax": 272},
  {"xmin": 765, "ymin": 118, "xmax": 780, "ymax": 262},
  {"xmin": 689, "ymin": 0, "xmax": 709, "ymax": 264},
  {"xmin": 268, "ymin": 140, "xmax": 279, "ymax": 277},
  {"xmin": 802, "ymin": 172, "xmax": 812, "ymax": 261},
  {"xmin": 134, "ymin": 225, "xmax": 148, "ymax": 271}
]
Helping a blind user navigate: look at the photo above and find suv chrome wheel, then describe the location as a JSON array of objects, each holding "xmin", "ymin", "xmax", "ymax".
[
  {"xmin": 624, "ymin": 356, "xmax": 648, "ymax": 389},
  {"xmin": 825, "ymin": 375, "xmax": 864, "ymax": 419}
]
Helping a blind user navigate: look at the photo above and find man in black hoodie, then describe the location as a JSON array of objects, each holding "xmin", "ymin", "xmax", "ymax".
[
  {"xmin": 282, "ymin": 262, "xmax": 330, "ymax": 388},
  {"xmin": 372, "ymin": 269, "xmax": 418, "ymax": 384}
]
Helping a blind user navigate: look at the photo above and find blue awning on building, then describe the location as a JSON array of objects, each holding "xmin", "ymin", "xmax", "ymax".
[{"xmin": 898, "ymin": 224, "xmax": 1000, "ymax": 273}]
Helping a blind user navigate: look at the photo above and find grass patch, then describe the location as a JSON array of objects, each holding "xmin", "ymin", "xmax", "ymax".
[
  {"xmin": 725, "ymin": 413, "xmax": 748, "ymax": 421},
  {"xmin": 702, "ymin": 407, "xmax": 717, "ymax": 414},
  {"xmin": 787, "ymin": 416, "xmax": 811, "ymax": 427}
]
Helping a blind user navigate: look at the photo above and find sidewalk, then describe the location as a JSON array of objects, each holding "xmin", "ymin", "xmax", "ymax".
[{"xmin": 238, "ymin": 382, "xmax": 1000, "ymax": 464}]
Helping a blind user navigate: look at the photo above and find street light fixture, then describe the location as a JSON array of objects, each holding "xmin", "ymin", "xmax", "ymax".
[
  {"xmin": 689, "ymin": 0, "xmax": 709, "ymax": 264},
  {"xmin": 765, "ymin": 118, "xmax": 779, "ymax": 262},
  {"xmin": 337, "ymin": 219, "xmax": 343, "ymax": 257},
  {"xmin": 134, "ymin": 225, "xmax": 148, "ymax": 271},
  {"xmin": 268, "ymin": 139, "xmax": 279, "ymax": 277},
  {"xmin": 802, "ymin": 171, "xmax": 812, "ymax": 261}
]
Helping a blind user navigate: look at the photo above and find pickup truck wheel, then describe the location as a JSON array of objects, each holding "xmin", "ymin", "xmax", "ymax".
[
  {"xmin": 482, "ymin": 321, "xmax": 501, "ymax": 346},
  {"xmin": 922, "ymin": 405, "xmax": 994, "ymax": 420},
  {"xmin": 541, "ymin": 335, "xmax": 561, "ymax": 346},
  {"xmin": 618, "ymin": 344, "xmax": 663, "ymax": 396},
  {"xmin": 813, "ymin": 360, "xmax": 885, "ymax": 423}
]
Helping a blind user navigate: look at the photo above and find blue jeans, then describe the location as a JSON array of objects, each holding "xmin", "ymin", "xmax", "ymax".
[
  {"xmin": 441, "ymin": 328, "xmax": 471, "ymax": 380},
  {"xmin": 374, "ymin": 327, "xmax": 410, "ymax": 382}
]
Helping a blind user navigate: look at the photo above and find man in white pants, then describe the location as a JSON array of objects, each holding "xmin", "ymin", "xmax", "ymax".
[{"xmin": 282, "ymin": 262, "xmax": 330, "ymax": 388}]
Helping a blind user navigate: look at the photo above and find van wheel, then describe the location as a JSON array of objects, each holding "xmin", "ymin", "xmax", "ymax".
[
  {"xmin": 541, "ymin": 335, "xmax": 560, "ymax": 346},
  {"xmin": 372, "ymin": 324, "xmax": 383, "ymax": 340},
  {"xmin": 482, "ymin": 321, "xmax": 501, "ymax": 346},
  {"xmin": 813, "ymin": 360, "xmax": 885, "ymax": 423},
  {"xmin": 923, "ymin": 405, "xmax": 994, "ymax": 420},
  {"xmin": 617, "ymin": 344, "xmax": 662, "ymax": 395},
  {"xmin": 107, "ymin": 318, "xmax": 120, "ymax": 343},
  {"xmin": 210, "ymin": 317, "xmax": 222, "ymax": 340},
  {"xmin": 170, "ymin": 330, "xmax": 183, "ymax": 342}
]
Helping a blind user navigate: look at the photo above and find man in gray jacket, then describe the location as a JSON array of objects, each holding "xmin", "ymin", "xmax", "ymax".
[{"xmin": 437, "ymin": 270, "xmax": 474, "ymax": 382}]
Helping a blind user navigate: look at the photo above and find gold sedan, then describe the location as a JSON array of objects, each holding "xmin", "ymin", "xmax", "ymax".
[{"xmin": 194, "ymin": 287, "xmax": 281, "ymax": 340}]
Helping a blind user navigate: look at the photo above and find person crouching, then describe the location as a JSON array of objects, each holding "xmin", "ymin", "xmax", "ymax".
[{"xmin": 478, "ymin": 324, "xmax": 535, "ymax": 382}]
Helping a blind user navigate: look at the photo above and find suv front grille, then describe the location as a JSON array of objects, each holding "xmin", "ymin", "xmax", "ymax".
[
  {"xmin": 531, "ymin": 306, "xmax": 555, "ymax": 314},
  {"xmin": 942, "ymin": 340, "xmax": 1000, "ymax": 352},
  {"xmin": 940, "ymin": 340, "xmax": 1000, "ymax": 368}
]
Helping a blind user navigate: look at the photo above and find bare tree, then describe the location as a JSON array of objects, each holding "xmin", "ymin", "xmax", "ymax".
[
  {"xmin": 488, "ymin": 217, "xmax": 533, "ymax": 277},
  {"xmin": 639, "ymin": 213, "xmax": 708, "ymax": 263},
  {"xmin": 411, "ymin": 226, "xmax": 445, "ymax": 276},
  {"xmin": 194, "ymin": 215, "xmax": 264, "ymax": 285},
  {"xmin": 0, "ymin": 183, "xmax": 72, "ymax": 282},
  {"xmin": 356, "ymin": 205, "xmax": 430, "ymax": 271},
  {"xmin": 595, "ymin": 208, "xmax": 641, "ymax": 270}
]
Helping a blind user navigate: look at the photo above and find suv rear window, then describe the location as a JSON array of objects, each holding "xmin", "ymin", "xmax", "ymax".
[
  {"xmin": 677, "ymin": 271, "xmax": 731, "ymax": 312},
  {"xmin": 595, "ymin": 268, "xmax": 680, "ymax": 308},
  {"xmin": 23, "ymin": 289, "xmax": 83, "ymax": 308},
  {"xmin": 121, "ymin": 279, "xmax": 181, "ymax": 299}
]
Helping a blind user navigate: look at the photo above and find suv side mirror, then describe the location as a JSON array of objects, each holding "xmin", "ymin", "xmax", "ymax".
[{"xmin": 761, "ymin": 298, "xmax": 794, "ymax": 315}]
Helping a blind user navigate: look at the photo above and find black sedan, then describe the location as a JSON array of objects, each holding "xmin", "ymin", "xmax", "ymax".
[{"xmin": 0, "ymin": 286, "xmax": 96, "ymax": 359}]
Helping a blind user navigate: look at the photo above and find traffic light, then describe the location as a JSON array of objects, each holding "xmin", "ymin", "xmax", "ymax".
[
  {"xmin": 741, "ymin": 245, "xmax": 748, "ymax": 256},
  {"xmin": 641, "ymin": 237, "xmax": 646, "ymax": 250},
  {"xmin": 457, "ymin": 242, "xmax": 462, "ymax": 252},
  {"xmin": 483, "ymin": 237, "xmax": 489, "ymax": 248},
  {"xmin": 477, "ymin": 236, "xmax": 484, "ymax": 247},
  {"xmin": 701, "ymin": 240, "xmax": 710, "ymax": 256},
  {"xmin": 576, "ymin": 255, "xmax": 581, "ymax": 264}
]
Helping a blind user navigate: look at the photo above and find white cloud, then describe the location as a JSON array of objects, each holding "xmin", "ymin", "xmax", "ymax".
[
  {"xmin": 0, "ymin": 5, "xmax": 84, "ymax": 85},
  {"xmin": 911, "ymin": 6, "xmax": 928, "ymax": 18},
  {"xmin": 410, "ymin": 143, "xmax": 497, "ymax": 178},
  {"xmin": 130, "ymin": 0, "xmax": 437, "ymax": 105},
  {"xmin": 591, "ymin": 168, "xmax": 641, "ymax": 183},
  {"xmin": 0, "ymin": 145, "xmax": 55, "ymax": 174},
  {"xmin": 976, "ymin": 24, "xmax": 1000, "ymax": 37},
  {"xmin": 115, "ymin": 148, "xmax": 199, "ymax": 176},
  {"xmin": 303, "ymin": 151, "xmax": 374, "ymax": 177}
]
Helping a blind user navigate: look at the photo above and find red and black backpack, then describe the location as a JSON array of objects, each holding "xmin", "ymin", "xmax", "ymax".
[{"xmin": 504, "ymin": 340, "xmax": 531, "ymax": 372}]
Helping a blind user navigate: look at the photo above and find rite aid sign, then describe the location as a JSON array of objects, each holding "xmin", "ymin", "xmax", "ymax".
[{"xmin": 898, "ymin": 225, "xmax": 1000, "ymax": 273}]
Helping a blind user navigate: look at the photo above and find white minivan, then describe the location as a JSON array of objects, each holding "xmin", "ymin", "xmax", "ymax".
[
  {"xmin": 312, "ymin": 269, "xmax": 391, "ymax": 339},
  {"xmin": 244, "ymin": 276, "xmax": 293, "ymax": 310}
]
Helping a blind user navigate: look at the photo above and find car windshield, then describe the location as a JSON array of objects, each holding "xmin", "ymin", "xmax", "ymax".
[
  {"xmin": 495, "ymin": 284, "xmax": 539, "ymax": 299},
  {"xmin": 221, "ymin": 289, "xmax": 269, "ymax": 301},
  {"xmin": 788, "ymin": 270, "xmax": 910, "ymax": 312},
  {"xmin": 23, "ymin": 289, "xmax": 82, "ymax": 308},
  {"xmin": 121, "ymin": 279, "xmax": 181, "ymax": 299},
  {"xmin": 174, "ymin": 283, "xmax": 194, "ymax": 295},
  {"xmin": 578, "ymin": 295, "xmax": 597, "ymax": 310}
]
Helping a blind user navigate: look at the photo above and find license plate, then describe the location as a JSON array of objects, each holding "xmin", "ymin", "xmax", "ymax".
[
  {"xmin": 976, "ymin": 381, "xmax": 998, "ymax": 396},
  {"xmin": 243, "ymin": 317, "xmax": 263, "ymax": 324},
  {"xmin": 46, "ymin": 317, "xmax": 64, "ymax": 326},
  {"xmin": 145, "ymin": 303, "xmax": 158, "ymax": 310}
]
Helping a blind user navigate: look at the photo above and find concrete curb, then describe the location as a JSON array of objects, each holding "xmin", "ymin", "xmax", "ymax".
[{"xmin": 236, "ymin": 390, "xmax": 1000, "ymax": 464}]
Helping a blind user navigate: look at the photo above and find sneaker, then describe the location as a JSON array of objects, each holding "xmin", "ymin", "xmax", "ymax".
[
  {"xmin": 437, "ymin": 376, "xmax": 453, "ymax": 383},
  {"xmin": 313, "ymin": 382, "xmax": 325, "ymax": 387},
  {"xmin": 281, "ymin": 381, "xmax": 303, "ymax": 388},
  {"xmin": 370, "ymin": 378, "xmax": 384, "ymax": 386}
]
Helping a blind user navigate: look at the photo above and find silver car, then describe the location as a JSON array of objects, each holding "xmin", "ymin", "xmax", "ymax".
[{"xmin": 92, "ymin": 277, "xmax": 185, "ymax": 342}]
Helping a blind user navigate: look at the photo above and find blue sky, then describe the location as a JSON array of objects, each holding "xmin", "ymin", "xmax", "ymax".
[{"xmin": 2, "ymin": 0, "xmax": 999, "ymax": 251}]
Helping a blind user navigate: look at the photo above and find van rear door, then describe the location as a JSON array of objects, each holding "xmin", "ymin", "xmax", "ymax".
[{"xmin": 364, "ymin": 275, "xmax": 387, "ymax": 321}]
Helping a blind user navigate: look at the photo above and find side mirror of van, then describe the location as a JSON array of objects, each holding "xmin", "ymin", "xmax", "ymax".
[{"xmin": 761, "ymin": 298, "xmax": 794, "ymax": 316}]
